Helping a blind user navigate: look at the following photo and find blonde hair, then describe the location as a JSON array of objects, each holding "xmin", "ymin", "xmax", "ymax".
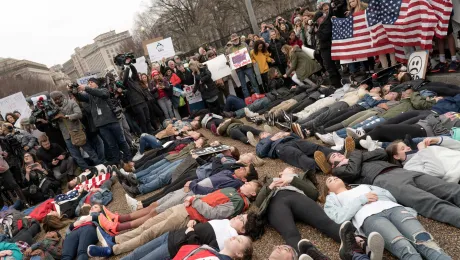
[
  {"xmin": 188, "ymin": 60, "xmax": 204, "ymax": 73},
  {"xmin": 347, "ymin": 0, "xmax": 368, "ymax": 12}
]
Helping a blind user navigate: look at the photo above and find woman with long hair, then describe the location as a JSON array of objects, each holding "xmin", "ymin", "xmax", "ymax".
[
  {"xmin": 287, "ymin": 31, "xmax": 303, "ymax": 48},
  {"xmin": 149, "ymin": 70, "xmax": 175, "ymax": 119},
  {"xmin": 5, "ymin": 113, "xmax": 18, "ymax": 125},
  {"xmin": 189, "ymin": 61, "xmax": 221, "ymax": 114},
  {"xmin": 250, "ymin": 40, "xmax": 274, "ymax": 93},
  {"xmin": 140, "ymin": 73, "xmax": 163, "ymax": 130},
  {"xmin": 281, "ymin": 44, "xmax": 321, "ymax": 86}
]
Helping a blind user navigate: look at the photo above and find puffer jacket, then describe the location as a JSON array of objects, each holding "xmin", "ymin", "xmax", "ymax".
[
  {"xmin": 193, "ymin": 66, "xmax": 219, "ymax": 101},
  {"xmin": 316, "ymin": 4, "xmax": 334, "ymax": 50},
  {"xmin": 268, "ymin": 38, "xmax": 287, "ymax": 67}
]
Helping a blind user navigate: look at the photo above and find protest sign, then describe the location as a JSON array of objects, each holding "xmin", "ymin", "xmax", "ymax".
[
  {"xmin": 204, "ymin": 54, "xmax": 232, "ymax": 80},
  {"xmin": 132, "ymin": 56, "xmax": 148, "ymax": 74},
  {"xmin": 229, "ymin": 48, "xmax": 252, "ymax": 70},
  {"xmin": 147, "ymin": 37, "xmax": 176, "ymax": 62},
  {"xmin": 77, "ymin": 74, "xmax": 98, "ymax": 85},
  {"xmin": 183, "ymin": 85, "xmax": 202, "ymax": 104},
  {"xmin": 408, "ymin": 50, "xmax": 429, "ymax": 80},
  {"xmin": 191, "ymin": 145, "xmax": 232, "ymax": 157},
  {"xmin": 0, "ymin": 92, "xmax": 32, "ymax": 128}
]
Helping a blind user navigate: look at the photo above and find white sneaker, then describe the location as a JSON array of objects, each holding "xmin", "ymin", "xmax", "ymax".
[
  {"xmin": 119, "ymin": 168, "xmax": 130, "ymax": 176},
  {"xmin": 299, "ymin": 254, "xmax": 313, "ymax": 260},
  {"xmin": 332, "ymin": 132, "xmax": 345, "ymax": 147},
  {"xmin": 247, "ymin": 132, "xmax": 258, "ymax": 147},
  {"xmin": 315, "ymin": 133, "xmax": 335, "ymax": 146},
  {"xmin": 359, "ymin": 136, "xmax": 382, "ymax": 151},
  {"xmin": 125, "ymin": 194, "xmax": 138, "ymax": 212},
  {"xmin": 132, "ymin": 151, "xmax": 144, "ymax": 162},
  {"xmin": 264, "ymin": 125, "xmax": 273, "ymax": 134},
  {"xmin": 367, "ymin": 232, "xmax": 385, "ymax": 260},
  {"xmin": 346, "ymin": 127, "xmax": 366, "ymax": 139}
]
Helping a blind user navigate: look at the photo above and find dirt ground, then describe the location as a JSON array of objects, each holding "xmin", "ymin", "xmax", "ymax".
[{"xmin": 44, "ymin": 120, "xmax": 460, "ymax": 259}]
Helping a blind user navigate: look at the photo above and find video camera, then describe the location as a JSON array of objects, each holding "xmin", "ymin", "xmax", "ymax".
[
  {"xmin": 114, "ymin": 53, "xmax": 136, "ymax": 67},
  {"xmin": 29, "ymin": 97, "xmax": 60, "ymax": 124}
]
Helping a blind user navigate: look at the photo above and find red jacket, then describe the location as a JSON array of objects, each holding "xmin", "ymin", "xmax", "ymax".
[
  {"xmin": 288, "ymin": 38, "xmax": 303, "ymax": 48},
  {"xmin": 29, "ymin": 199, "xmax": 56, "ymax": 222},
  {"xmin": 170, "ymin": 73, "xmax": 182, "ymax": 86},
  {"xmin": 173, "ymin": 245, "xmax": 231, "ymax": 260}
]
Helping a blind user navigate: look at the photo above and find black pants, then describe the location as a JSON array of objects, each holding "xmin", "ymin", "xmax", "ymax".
[
  {"xmin": 288, "ymin": 98, "xmax": 316, "ymax": 114},
  {"xmin": 276, "ymin": 140, "xmax": 333, "ymax": 171},
  {"xmin": 381, "ymin": 110, "xmax": 432, "ymax": 125},
  {"xmin": 142, "ymin": 168, "xmax": 197, "ymax": 207},
  {"xmin": 147, "ymin": 100, "xmax": 165, "ymax": 129},
  {"xmin": 320, "ymin": 48, "xmax": 341, "ymax": 88},
  {"xmin": 205, "ymin": 98, "xmax": 222, "ymax": 115},
  {"xmin": 300, "ymin": 102, "xmax": 349, "ymax": 130},
  {"xmin": 229, "ymin": 126, "xmax": 262, "ymax": 144},
  {"xmin": 132, "ymin": 102, "xmax": 155, "ymax": 135},
  {"xmin": 362, "ymin": 124, "xmax": 427, "ymax": 144},
  {"xmin": 260, "ymin": 72, "xmax": 269, "ymax": 93},
  {"xmin": 321, "ymin": 105, "xmax": 366, "ymax": 129},
  {"xmin": 267, "ymin": 191, "xmax": 341, "ymax": 251},
  {"xmin": 12, "ymin": 221, "xmax": 41, "ymax": 245},
  {"xmin": 0, "ymin": 170, "xmax": 27, "ymax": 206}
]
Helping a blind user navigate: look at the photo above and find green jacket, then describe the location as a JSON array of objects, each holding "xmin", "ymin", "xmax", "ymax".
[
  {"xmin": 382, "ymin": 92, "xmax": 435, "ymax": 119},
  {"xmin": 255, "ymin": 172, "xmax": 318, "ymax": 217},
  {"xmin": 165, "ymin": 142, "xmax": 196, "ymax": 161},
  {"xmin": 286, "ymin": 46, "xmax": 322, "ymax": 82}
]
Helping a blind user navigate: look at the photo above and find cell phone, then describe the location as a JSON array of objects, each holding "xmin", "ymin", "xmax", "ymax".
[{"xmin": 30, "ymin": 163, "xmax": 39, "ymax": 169}]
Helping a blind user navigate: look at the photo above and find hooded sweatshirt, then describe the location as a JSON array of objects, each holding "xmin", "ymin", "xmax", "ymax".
[{"xmin": 50, "ymin": 91, "xmax": 83, "ymax": 140}]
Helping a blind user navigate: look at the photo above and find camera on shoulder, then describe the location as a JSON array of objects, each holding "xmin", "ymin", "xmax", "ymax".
[{"xmin": 114, "ymin": 53, "xmax": 136, "ymax": 67}]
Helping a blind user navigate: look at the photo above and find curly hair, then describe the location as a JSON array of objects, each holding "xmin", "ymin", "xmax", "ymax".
[{"xmin": 244, "ymin": 211, "xmax": 266, "ymax": 240}]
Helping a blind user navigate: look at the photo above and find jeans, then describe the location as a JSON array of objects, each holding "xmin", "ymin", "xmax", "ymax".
[
  {"xmin": 87, "ymin": 133, "xmax": 105, "ymax": 163},
  {"xmin": 121, "ymin": 232, "xmax": 170, "ymax": 260},
  {"xmin": 235, "ymin": 98, "xmax": 270, "ymax": 118},
  {"xmin": 362, "ymin": 206, "xmax": 451, "ymax": 260},
  {"xmin": 138, "ymin": 160, "xmax": 183, "ymax": 194},
  {"xmin": 335, "ymin": 116, "xmax": 386, "ymax": 138},
  {"xmin": 62, "ymin": 225, "xmax": 98, "ymax": 260},
  {"xmin": 139, "ymin": 135, "xmax": 162, "ymax": 154},
  {"xmin": 64, "ymin": 139, "xmax": 101, "ymax": 170},
  {"xmin": 236, "ymin": 66, "xmax": 260, "ymax": 97},
  {"xmin": 353, "ymin": 253, "xmax": 370, "ymax": 260},
  {"xmin": 224, "ymin": 95, "xmax": 246, "ymax": 112},
  {"xmin": 157, "ymin": 97, "xmax": 175, "ymax": 119},
  {"xmin": 99, "ymin": 122, "xmax": 132, "ymax": 164},
  {"xmin": 138, "ymin": 160, "xmax": 183, "ymax": 183},
  {"xmin": 135, "ymin": 159, "xmax": 170, "ymax": 179}
]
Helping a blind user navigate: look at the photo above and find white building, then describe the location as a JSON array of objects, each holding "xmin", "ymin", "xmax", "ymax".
[{"xmin": 0, "ymin": 58, "xmax": 55, "ymax": 85}]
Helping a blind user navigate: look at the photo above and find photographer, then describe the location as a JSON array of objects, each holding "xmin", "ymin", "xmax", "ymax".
[
  {"xmin": 1, "ymin": 122, "xmax": 38, "ymax": 155},
  {"xmin": 30, "ymin": 97, "xmax": 67, "ymax": 149},
  {"xmin": 0, "ymin": 145, "xmax": 28, "ymax": 208},
  {"xmin": 72, "ymin": 79, "xmax": 133, "ymax": 166},
  {"xmin": 49, "ymin": 91, "xmax": 102, "ymax": 170},
  {"xmin": 121, "ymin": 57, "xmax": 155, "ymax": 135},
  {"xmin": 36, "ymin": 134, "xmax": 76, "ymax": 182}
]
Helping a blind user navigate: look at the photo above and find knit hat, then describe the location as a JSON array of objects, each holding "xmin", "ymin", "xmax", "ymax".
[
  {"xmin": 294, "ymin": 16, "xmax": 302, "ymax": 23},
  {"xmin": 151, "ymin": 70, "xmax": 160, "ymax": 77},
  {"xmin": 87, "ymin": 77, "xmax": 97, "ymax": 84},
  {"xmin": 230, "ymin": 33, "xmax": 239, "ymax": 41}
]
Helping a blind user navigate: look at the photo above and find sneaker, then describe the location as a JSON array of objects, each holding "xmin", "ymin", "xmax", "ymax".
[
  {"xmin": 299, "ymin": 254, "xmax": 313, "ymax": 260},
  {"xmin": 448, "ymin": 61, "xmax": 459, "ymax": 72},
  {"xmin": 125, "ymin": 194, "xmax": 139, "ymax": 212},
  {"xmin": 431, "ymin": 62, "xmax": 448, "ymax": 73},
  {"xmin": 359, "ymin": 136, "xmax": 382, "ymax": 151},
  {"xmin": 298, "ymin": 239, "xmax": 329, "ymax": 259},
  {"xmin": 122, "ymin": 183, "xmax": 140, "ymax": 198},
  {"xmin": 127, "ymin": 173, "xmax": 138, "ymax": 186},
  {"xmin": 315, "ymin": 133, "xmax": 335, "ymax": 146},
  {"xmin": 96, "ymin": 226, "xmax": 116, "ymax": 248},
  {"xmin": 102, "ymin": 206, "xmax": 119, "ymax": 223},
  {"xmin": 247, "ymin": 132, "xmax": 258, "ymax": 147},
  {"xmin": 346, "ymin": 127, "xmax": 365, "ymax": 139},
  {"xmin": 314, "ymin": 151, "xmax": 331, "ymax": 174},
  {"xmin": 98, "ymin": 214, "xmax": 119, "ymax": 236},
  {"xmin": 210, "ymin": 123, "xmax": 218, "ymax": 136},
  {"xmin": 252, "ymin": 156, "xmax": 265, "ymax": 167},
  {"xmin": 367, "ymin": 232, "xmax": 385, "ymax": 260},
  {"xmin": 292, "ymin": 123, "xmax": 305, "ymax": 139},
  {"xmin": 132, "ymin": 151, "xmax": 144, "ymax": 162},
  {"xmin": 87, "ymin": 245, "xmax": 113, "ymax": 258},
  {"xmin": 339, "ymin": 221, "xmax": 363, "ymax": 260},
  {"xmin": 344, "ymin": 136, "xmax": 355, "ymax": 156},
  {"xmin": 119, "ymin": 168, "xmax": 130, "ymax": 176},
  {"xmin": 332, "ymin": 132, "xmax": 345, "ymax": 147},
  {"xmin": 264, "ymin": 125, "xmax": 274, "ymax": 134}
]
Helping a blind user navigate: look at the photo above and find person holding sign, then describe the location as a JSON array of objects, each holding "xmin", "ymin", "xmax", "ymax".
[
  {"xmin": 189, "ymin": 61, "xmax": 221, "ymax": 115},
  {"xmin": 226, "ymin": 34, "xmax": 260, "ymax": 98}
]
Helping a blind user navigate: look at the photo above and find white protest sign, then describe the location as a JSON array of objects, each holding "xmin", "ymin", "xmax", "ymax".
[
  {"xmin": 0, "ymin": 92, "xmax": 32, "ymax": 128},
  {"xmin": 133, "ymin": 56, "xmax": 148, "ymax": 74},
  {"xmin": 408, "ymin": 50, "xmax": 429, "ymax": 80},
  {"xmin": 77, "ymin": 74, "xmax": 98, "ymax": 85},
  {"xmin": 229, "ymin": 48, "xmax": 252, "ymax": 70},
  {"xmin": 147, "ymin": 37, "xmax": 176, "ymax": 62},
  {"xmin": 204, "ymin": 55, "xmax": 232, "ymax": 80},
  {"xmin": 183, "ymin": 85, "xmax": 202, "ymax": 104}
]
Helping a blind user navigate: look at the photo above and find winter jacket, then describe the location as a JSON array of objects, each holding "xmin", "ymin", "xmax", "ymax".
[
  {"xmin": 285, "ymin": 46, "xmax": 322, "ymax": 81},
  {"xmin": 36, "ymin": 143, "xmax": 67, "ymax": 170},
  {"xmin": 316, "ymin": 5, "xmax": 333, "ymax": 50},
  {"xmin": 332, "ymin": 150, "xmax": 397, "ymax": 185},
  {"xmin": 288, "ymin": 37, "xmax": 303, "ymax": 48},
  {"xmin": 122, "ymin": 65, "xmax": 148, "ymax": 107},
  {"xmin": 268, "ymin": 38, "xmax": 287, "ymax": 67},
  {"xmin": 51, "ymin": 94, "xmax": 84, "ymax": 140},
  {"xmin": 8, "ymin": 130, "xmax": 38, "ymax": 151},
  {"xmin": 177, "ymin": 68, "xmax": 195, "ymax": 85},
  {"xmin": 186, "ymin": 187, "xmax": 250, "ymax": 223},
  {"xmin": 173, "ymin": 245, "xmax": 231, "ymax": 260},
  {"xmin": 75, "ymin": 87, "xmax": 118, "ymax": 128},
  {"xmin": 390, "ymin": 79, "xmax": 426, "ymax": 93},
  {"xmin": 381, "ymin": 92, "xmax": 435, "ymax": 119},
  {"xmin": 431, "ymin": 94, "xmax": 460, "ymax": 114},
  {"xmin": 250, "ymin": 50, "xmax": 273, "ymax": 74},
  {"xmin": 28, "ymin": 199, "xmax": 55, "ymax": 222},
  {"xmin": 195, "ymin": 154, "xmax": 236, "ymax": 180},
  {"xmin": 166, "ymin": 73, "xmax": 182, "ymax": 86},
  {"xmin": 324, "ymin": 185, "xmax": 416, "ymax": 234},
  {"xmin": 150, "ymin": 78, "xmax": 173, "ymax": 99},
  {"xmin": 189, "ymin": 170, "xmax": 244, "ymax": 195},
  {"xmin": 403, "ymin": 137, "xmax": 460, "ymax": 183},
  {"xmin": 256, "ymin": 133, "xmax": 299, "ymax": 158},
  {"xmin": 416, "ymin": 114, "xmax": 460, "ymax": 137},
  {"xmin": 193, "ymin": 66, "xmax": 219, "ymax": 101}
]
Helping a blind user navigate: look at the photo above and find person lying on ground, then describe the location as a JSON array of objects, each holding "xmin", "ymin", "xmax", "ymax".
[
  {"xmin": 24, "ymin": 230, "xmax": 63, "ymax": 260},
  {"xmin": 324, "ymin": 176, "xmax": 451, "ymax": 260}
]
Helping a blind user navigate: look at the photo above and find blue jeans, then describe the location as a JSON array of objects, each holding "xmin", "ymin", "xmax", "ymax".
[
  {"xmin": 135, "ymin": 159, "xmax": 170, "ymax": 179},
  {"xmin": 362, "ymin": 206, "xmax": 451, "ymax": 260},
  {"xmin": 121, "ymin": 232, "xmax": 170, "ymax": 260},
  {"xmin": 336, "ymin": 116, "xmax": 386, "ymax": 138},
  {"xmin": 236, "ymin": 66, "xmax": 260, "ymax": 97},
  {"xmin": 138, "ymin": 166, "xmax": 178, "ymax": 194},
  {"xmin": 138, "ymin": 159, "xmax": 183, "ymax": 183},
  {"xmin": 225, "ymin": 95, "xmax": 246, "ymax": 112},
  {"xmin": 139, "ymin": 135, "xmax": 162, "ymax": 154},
  {"xmin": 99, "ymin": 122, "xmax": 132, "ymax": 164},
  {"xmin": 235, "ymin": 98, "xmax": 270, "ymax": 118},
  {"xmin": 62, "ymin": 225, "xmax": 98, "ymax": 260},
  {"xmin": 64, "ymin": 139, "xmax": 101, "ymax": 170},
  {"xmin": 87, "ymin": 133, "xmax": 105, "ymax": 163},
  {"xmin": 352, "ymin": 253, "xmax": 370, "ymax": 260}
]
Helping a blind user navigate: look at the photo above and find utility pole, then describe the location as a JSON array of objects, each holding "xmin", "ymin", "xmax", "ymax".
[{"xmin": 244, "ymin": 0, "xmax": 259, "ymax": 34}]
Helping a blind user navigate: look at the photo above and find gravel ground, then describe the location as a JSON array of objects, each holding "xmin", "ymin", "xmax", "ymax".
[{"xmin": 39, "ymin": 120, "xmax": 460, "ymax": 260}]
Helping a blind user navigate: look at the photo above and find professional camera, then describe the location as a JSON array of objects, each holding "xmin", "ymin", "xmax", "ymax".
[
  {"xmin": 0, "ymin": 132, "xmax": 23, "ymax": 158},
  {"xmin": 29, "ymin": 97, "xmax": 60, "ymax": 124},
  {"xmin": 114, "ymin": 53, "xmax": 136, "ymax": 66}
]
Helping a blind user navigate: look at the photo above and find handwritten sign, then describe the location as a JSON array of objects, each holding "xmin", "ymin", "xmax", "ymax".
[
  {"xmin": 77, "ymin": 74, "xmax": 98, "ymax": 85},
  {"xmin": 147, "ymin": 37, "xmax": 176, "ymax": 62},
  {"xmin": 183, "ymin": 85, "xmax": 202, "ymax": 104},
  {"xmin": 204, "ymin": 54, "xmax": 232, "ymax": 80},
  {"xmin": 191, "ymin": 144, "xmax": 232, "ymax": 156},
  {"xmin": 408, "ymin": 50, "xmax": 429, "ymax": 80},
  {"xmin": 229, "ymin": 48, "xmax": 252, "ymax": 70},
  {"xmin": 0, "ymin": 92, "xmax": 32, "ymax": 128}
]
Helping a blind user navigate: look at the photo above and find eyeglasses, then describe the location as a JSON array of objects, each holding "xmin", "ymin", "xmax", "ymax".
[{"xmin": 237, "ymin": 215, "xmax": 246, "ymax": 226}]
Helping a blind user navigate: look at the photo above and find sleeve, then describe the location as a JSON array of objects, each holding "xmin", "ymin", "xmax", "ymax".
[
  {"xmin": 75, "ymin": 92, "xmax": 90, "ymax": 102},
  {"xmin": 410, "ymin": 92, "xmax": 435, "ymax": 110},
  {"xmin": 67, "ymin": 101, "xmax": 83, "ymax": 121},
  {"xmin": 332, "ymin": 151, "xmax": 363, "ymax": 184},
  {"xmin": 130, "ymin": 64, "xmax": 140, "ymax": 82},
  {"xmin": 200, "ymin": 68, "xmax": 212, "ymax": 83},
  {"xmin": 286, "ymin": 52, "xmax": 297, "ymax": 76},
  {"xmin": 191, "ymin": 199, "xmax": 236, "ymax": 220},
  {"xmin": 362, "ymin": 149, "xmax": 388, "ymax": 162},
  {"xmin": 324, "ymin": 194, "xmax": 368, "ymax": 224},
  {"xmin": 317, "ymin": 16, "xmax": 332, "ymax": 42},
  {"xmin": 189, "ymin": 179, "xmax": 217, "ymax": 195},
  {"xmin": 290, "ymin": 177, "xmax": 319, "ymax": 201},
  {"xmin": 369, "ymin": 185, "xmax": 398, "ymax": 202},
  {"xmin": 84, "ymin": 87, "xmax": 110, "ymax": 100},
  {"xmin": 195, "ymin": 157, "xmax": 208, "ymax": 165},
  {"xmin": 250, "ymin": 50, "xmax": 256, "ymax": 63},
  {"xmin": 255, "ymin": 138, "xmax": 274, "ymax": 158},
  {"xmin": 438, "ymin": 136, "xmax": 460, "ymax": 150},
  {"xmin": 171, "ymin": 74, "xmax": 182, "ymax": 86},
  {"xmin": 123, "ymin": 66, "xmax": 130, "ymax": 86},
  {"xmin": 254, "ymin": 183, "xmax": 272, "ymax": 207}
]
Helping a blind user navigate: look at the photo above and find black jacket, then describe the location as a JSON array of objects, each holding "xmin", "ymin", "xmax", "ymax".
[
  {"xmin": 176, "ymin": 68, "xmax": 194, "ymax": 86},
  {"xmin": 316, "ymin": 4, "xmax": 334, "ymax": 50},
  {"xmin": 36, "ymin": 144, "xmax": 67, "ymax": 170},
  {"xmin": 123, "ymin": 65, "xmax": 147, "ymax": 107},
  {"xmin": 75, "ymin": 88, "xmax": 118, "ymax": 128},
  {"xmin": 193, "ymin": 66, "xmax": 219, "ymax": 101},
  {"xmin": 167, "ymin": 222, "xmax": 218, "ymax": 257},
  {"xmin": 332, "ymin": 150, "xmax": 397, "ymax": 185},
  {"xmin": 268, "ymin": 38, "xmax": 287, "ymax": 66}
]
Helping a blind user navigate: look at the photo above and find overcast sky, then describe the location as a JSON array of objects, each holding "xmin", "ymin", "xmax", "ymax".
[{"xmin": 0, "ymin": 0, "xmax": 148, "ymax": 67}]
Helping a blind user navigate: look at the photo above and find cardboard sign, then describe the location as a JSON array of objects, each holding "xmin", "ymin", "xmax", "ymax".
[
  {"xmin": 183, "ymin": 85, "xmax": 202, "ymax": 104},
  {"xmin": 77, "ymin": 74, "xmax": 98, "ymax": 86},
  {"xmin": 204, "ymin": 54, "xmax": 232, "ymax": 80},
  {"xmin": 229, "ymin": 48, "xmax": 252, "ymax": 70},
  {"xmin": 191, "ymin": 145, "xmax": 232, "ymax": 157},
  {"xmin": 147, "ymin": 37, "xmax": 176, "ymax": 62},
  {"xmin": 0, "ymin": 92, "xmax": 32, "ymax": 128},
  {"xmin": 132, "ymin": 56, "xmax": 148, "ymax": 75},
  {"xmin": 408, "ymin": 50, "xmax": 429, "ymax": 80}
]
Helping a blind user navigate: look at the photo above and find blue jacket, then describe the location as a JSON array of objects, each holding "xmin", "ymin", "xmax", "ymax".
[
  {"xmin": 357, "ymin": 94, "xmax": 388, "ymax": 109},
  {"xmin": 431, "ymin": 94, "xmax": 460, "ymax": 115},
  {"xmin": 256, "ymin": 133, "xmax": 299, "ymax": 158},
  {"xmin": 195, "ymin": 154, "xmax": 236, "ymax": 180},
  {"xmin": 189, "ymin": 170, "xmax": 244, "ymax": 195}
]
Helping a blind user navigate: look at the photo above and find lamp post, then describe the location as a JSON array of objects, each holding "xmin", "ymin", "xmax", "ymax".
[{"xmin": 244, "ymin": 0, "xmax": 259, "ymax": 34}]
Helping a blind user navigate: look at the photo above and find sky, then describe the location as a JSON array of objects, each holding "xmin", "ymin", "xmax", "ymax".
[{"xmin": 0, "ymin": 0, "xmax": 148, "ymax": 67}]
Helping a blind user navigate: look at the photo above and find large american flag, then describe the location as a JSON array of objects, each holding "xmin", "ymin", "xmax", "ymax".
[{"xmin": 331, "ymin": 0, "xmax": 453, "ymax": 62}]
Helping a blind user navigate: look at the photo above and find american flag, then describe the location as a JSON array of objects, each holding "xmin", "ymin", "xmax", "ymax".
[{"xmin": 331, "ymin": 0, "xmax": 453, "ymax": 62}]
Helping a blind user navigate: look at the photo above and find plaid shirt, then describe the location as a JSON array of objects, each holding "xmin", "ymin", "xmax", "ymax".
[
  {"xmin": 14, "ymin": 241, "xmax": 29, "ymax": 254},
  {"xmin": 30, "ymin": 238, "xmax": 63, "ymax": 260}
]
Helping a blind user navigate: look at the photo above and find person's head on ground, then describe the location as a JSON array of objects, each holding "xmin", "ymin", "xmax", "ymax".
[
  {"xmin": 222, "ymin": 146, "xmax": 240, "ymax": 160},
  {"xmin": 269, "ymin": 245, "xmax": 298, "ymax": 260},
  {"xmin": 278, "ymin": 167, "xmax": 297, "ymax": 178},
  {"xmin": 383, "ymin": 91, "xmax": 400, "ymax": 101},
  {"xmin": 39, "ymin": 135, "xmax": 51, "ymax": 150},
  {"xmin": 396, "ymin": 72, "xmax": 412, "ymax": 83},
  {"xmin": 325, "ymin": 176, "xmax": 348, "ymax": 194},
  {"xmin": 268, "ymin": 67, "xmax": 281, "ymax": 79},
  {"xmin": 238, "ymin": 153, "xmax": 255, "ymax": 165},
  {"xmin": 230, "ymin": 211, "xmax": 265, "ymax": 240},
  {"xmin": 221, "ymin": 235, "xmax": 253, "ymax": 260},
  {"xmin": 87, "ymin": 78, "xmax": 99, "ymax": 89},
  {"xmin": 187, "ymin": 130, "xmax": 204, "ymax": 140},
  {"xmin": 44, "ymin": 230, "xmax": 61, "ymax": 240},
  {"xmin": 190, "ymin": 120, "xmax": 201, "ymax": 130},
  {"xmin": 401, "ymin": 88, "xmax": 414, "ymax": 99},
  {"xmin": 385, "ymin": 140, "xmax": 411, "ymax": 164},
  {"xmin": 43, "ymin": 214, "xmax": 73, "ymax": 232},
  {"xmin": 239, "ymin": 180, "xmax": 263, "ymax": 201},
  {"xmin": 253, "ymin": 40, "xmax": 267, "ymax": 55},
  {"xmin": 234, "ymin": 163, "xmax": 258, "ymax": 182},
  {"xmin": 194, "ymin": 137, "xmax": 208, "ymax": 148},
  {"xmin": 327, "ymin": 152, "xmax": 347, "ymax": 168}
]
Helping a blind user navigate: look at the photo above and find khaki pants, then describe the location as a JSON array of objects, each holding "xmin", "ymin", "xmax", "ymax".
[
  {"xmin": 294, "ymin": 97, "xmax": 336, "ymax": 120},
  {"xmin": 113, "ymin": 204, "xmax": 190, "ymax": 255},
  {"xmin": 269, "ymin": 99, "xmax": 297, "ymax": 116}
]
